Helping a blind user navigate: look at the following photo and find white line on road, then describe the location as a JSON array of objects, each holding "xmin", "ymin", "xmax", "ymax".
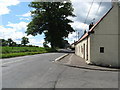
[
  {"xmin": 2, "ymin": 59, "xmax": 25, "ymax": 66},
  {"xmin": 67, "ymin": 54, "xmax": 73, "ymax": 64},
  {"xmin": 54, "ymin": 54, "xmax": 69, "ymax": 62}
]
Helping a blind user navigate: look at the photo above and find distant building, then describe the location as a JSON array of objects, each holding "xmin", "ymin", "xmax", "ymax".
[{"xmin": 75, "ymin": 2, "xmax": 120, "ymax": 68}]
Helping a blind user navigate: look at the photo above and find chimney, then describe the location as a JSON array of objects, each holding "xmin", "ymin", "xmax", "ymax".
[
  {"xmin": 89, "ymin": 22, "xmax": 94, "ymax": 30},
  {"xmin": 111, "ymin": 0, "xmax": 119, "ymax": 7}
]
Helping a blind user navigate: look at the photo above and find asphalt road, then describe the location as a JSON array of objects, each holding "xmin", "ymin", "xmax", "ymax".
[{"xmin": 2, "ymin": 52, "xmax": 119, "ymax": 88}]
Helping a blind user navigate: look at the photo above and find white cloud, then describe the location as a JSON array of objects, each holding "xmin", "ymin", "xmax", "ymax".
[
  {"xmin": 0, "ymin": 0, "xmax": 20, "ymax": 15},
  {"xmin": 70, "ymin": 21, "xmax": 89, "ymax": 31},
  {"xmin": 17, "ymin": 12, "xmax": 31, "ymax": 17},
  {"xmin": 0, "ymin": 21, "xmax": 28, "ymax": 44},
  {"xmin": 0, "ymin": 25, "xmax": 25, "ymax": 44},
  {"xmin": 7, "ymin": 22, "xmax": 28, "ymax": 31},
  {"xmin": 20, "ymin": 17, "xmax": 30, "ymax": 21},
  {"xmin": 67, "ymin": 1, "xmax": 111, "ymax": 44},
  {"xmin": 0, "ymin": 22, "xmax": 44, "ymax": 46},
  {"xmin": 22, "ymin": 12, "xmax": 31, "ymax": 17},
  {"xmin": 67, "ymin": 32, "xmax": 76, "ymax": 44},
  {"xmin": 70, "ymin": 1, "xmax": 111, "ymax": 25},
  {"xmin": 17, "ymin": 12, "xmax": 31, "ymax": 21},
  {"xmin": 29, "ymin": 39, "xmax": 44, "ymax": 47}
]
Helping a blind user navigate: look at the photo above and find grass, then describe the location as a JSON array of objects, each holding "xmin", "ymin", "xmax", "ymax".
[{"xmin": 0, "ymin": 46, "xmax": 57, "ymax": 59}]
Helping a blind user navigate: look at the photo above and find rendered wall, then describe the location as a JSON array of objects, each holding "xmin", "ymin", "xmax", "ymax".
[
  {"xmin": 89, "ymin": 3, "xmax": 119, "ymax": 67},
  {"xmin": 75, "ymin": 37, "xmax": 91, "ymax": 62},
  {"xmin": 118, "ymin": 4, "xmax": 120, "ymax": 67}
]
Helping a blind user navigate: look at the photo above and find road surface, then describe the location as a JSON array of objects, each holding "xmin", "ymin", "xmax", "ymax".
[{"xmin": 2, "ymin": 52, "xmax": 119, "ymax": 88}]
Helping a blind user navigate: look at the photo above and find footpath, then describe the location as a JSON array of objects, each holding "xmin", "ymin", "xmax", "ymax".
[{"xmin": 55, "ymin": 54, "xmax": 120, "ymax": 72}]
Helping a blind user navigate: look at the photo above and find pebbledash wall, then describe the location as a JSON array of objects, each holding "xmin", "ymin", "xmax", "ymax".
[{"xmin": 75, "ymin": 2, "xmax": 120, "ymax": 67}]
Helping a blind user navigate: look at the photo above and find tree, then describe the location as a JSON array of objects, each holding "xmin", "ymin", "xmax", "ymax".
[
  {"xmin": 43, "ymin": 41, "xmax": 49, "ymax": 48},
  {"xmin": 7, "ymin": 38, "xmax": 14, "ymax": 46},
  {"xmin": 26, "ymin": 1, "xmax": 75, "ymax": 48},
  {"xmin": 12, "ymin": 42, "xmax": 17, "ymax": 47},
  {"xmin": 0, "ymin": 39, "xmax": 8, "ymax": 46},
  {"xmin": 62, "ymin": 40, "xmax": 70, "ymax": 48},
  {"xmin": 21, "ymin": 37, "xmax": 29, "ymax": 46}
]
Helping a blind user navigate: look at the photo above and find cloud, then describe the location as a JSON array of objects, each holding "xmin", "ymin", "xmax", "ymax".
[
  {"xmin": 17, "ymin": 12, "xmax": 31, "ymax": 21},
  {"xmin": 67, "ymin": 1, "xmax": 111, "ymax": 44},
  {"xmin": 70, "ymin": 1, "xmax": 111, "ymax": 24},
  {"xmin": 0, "ymin": 21, "xmax": 28, "ymax": 44},
  {"xmin": 22, "ymin": 12, "xmax": 31, "ymax": 17},
  {"xmin": 0, "ymin": 25, "xmax": 25, "ymax": 44},
  {"xmin": 71, "ymin": 1, "xmax": 110, "ymax": 24},
  {"xmin": 70, "ymin": 21, "xmax": 89, "ymax": 31},
  {"xmin": 0, "ymin": 22, "xmax": 44, "ymax": 46},
  {"xmin": 20, "ymin": 17, "xmax": 30, "ymax": 21},
  {"xmin": 29, "ymin": 39, "xmax": 44, "ymax": 47},
  {"xmin": 17, "ymin": 12, "xmax": 31, "ymax": 17},
  {"xmin": 0, "ymin": 0, "xmax": 20, "ymax": 15},
  {"xmin": 7, "ymin": 22, "xmax": 28, "ymax": 31},
  {"xmin": 67, "ymin": 32, "xmax": 77, "ymax": 44}
]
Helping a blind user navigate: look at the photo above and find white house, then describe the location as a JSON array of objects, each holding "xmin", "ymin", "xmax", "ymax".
[{"xmin": 75, "ymin": 2, "xmax": 120, "ymax": 68}]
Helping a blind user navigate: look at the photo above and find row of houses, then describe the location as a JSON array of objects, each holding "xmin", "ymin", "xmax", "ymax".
[{"xmin": 73, "ymin": 2, "xmax": 120, "ymax": 68}]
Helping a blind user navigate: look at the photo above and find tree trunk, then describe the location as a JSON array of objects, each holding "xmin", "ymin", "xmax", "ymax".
[{"xmin": 51, "ymin": 42, "xmax": 54, "ymax": 48}]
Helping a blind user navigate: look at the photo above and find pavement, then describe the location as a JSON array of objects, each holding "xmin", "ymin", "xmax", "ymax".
[{"xmin": 56, "ymin": 53, "xmax": 120, "ymax": 72}]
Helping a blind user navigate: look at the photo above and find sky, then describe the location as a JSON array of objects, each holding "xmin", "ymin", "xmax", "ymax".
[{"xmin": 0, "ymin": 0, "xmax": 112, "ymax": 47}]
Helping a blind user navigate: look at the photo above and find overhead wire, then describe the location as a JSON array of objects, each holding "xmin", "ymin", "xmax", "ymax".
[
  {"xmin": 83, "ymin": 0, "xmax": 94, "ymax": 30},
  {"xmin": 93, "ymin": 0, "xmax": 103, "ymax": 23},
  {"xmin": 84, "ymin": 0, "xmax": 95, "ymax": 24}
]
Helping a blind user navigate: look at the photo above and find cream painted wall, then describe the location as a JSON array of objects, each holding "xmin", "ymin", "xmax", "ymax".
[
  {"xmin": 75, "ymin": 39, "xmax": 86, "ymax": 59},
  {"xmin": 75, "ymin": 2, "xmax": 120, "ymax": 67},
  {"xmin": 90, "ymin": 34, "xmax": 119, "ymax": 67},
  {"xmin": 95, "ymin": 4, "xmax": 118, "ymax": 35},
  {"xmin": 89, "ymin": 3, "xmax": 119, "ymax": 67},
  {"xmin": 75, "ymin": 37, "xmax": 91, "ymax": 62},
  {"xmin": 118, "ymin": 5, "xmax": 120, "ymax": 66}
]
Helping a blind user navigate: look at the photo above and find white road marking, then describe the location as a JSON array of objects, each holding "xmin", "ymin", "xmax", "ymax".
[
  {"xmin": 67, "ymin": 54, "xmax": 73, "ymax": 64},
  {"xmin": 2, "ymin": 59, "xmax": 25, "ymax": 65},
  {"xmin": 54, "ymin": 54, "xmax": 68, "ymax": 62}
]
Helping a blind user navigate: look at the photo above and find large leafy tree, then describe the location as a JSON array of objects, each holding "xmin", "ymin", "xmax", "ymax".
[
  {"xmin": 26, "ymin": 1, "xmax": 75, "ymax": 48},
  {"xmin": 21, "ymin": 37, "xmax": 29, "ymax": 46},
  {"xmin": 7, "ymin": 38, "xmax": 14, "ymax": 46},
  {"xmin": 0, "ymin": 39, "xmax": 8, "ymax": 46}
]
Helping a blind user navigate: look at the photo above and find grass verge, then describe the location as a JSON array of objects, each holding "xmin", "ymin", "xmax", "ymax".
[{"xmin": 0, "ymin": 47, "xmax": 57, "ymax": 59}]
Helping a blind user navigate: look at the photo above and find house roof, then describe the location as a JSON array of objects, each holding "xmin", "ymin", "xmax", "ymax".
[
  {"xmin": 71, "ymin": 41, "xmax": 78, "ymax": 45},
  {"xmin": 76, "ymin": 6, "xmax": 113, "ymax": 44}
]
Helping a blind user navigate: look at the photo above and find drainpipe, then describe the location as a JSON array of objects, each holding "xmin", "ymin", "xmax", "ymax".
[{"xmin": 87, "ymin": 35, "xmax": 88, "ymax": 60}]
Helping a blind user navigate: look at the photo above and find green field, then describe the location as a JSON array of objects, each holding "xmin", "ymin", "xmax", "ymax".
[{"xmin": 0, "ymin": 46, "xmax": 57, "ymax": 58}]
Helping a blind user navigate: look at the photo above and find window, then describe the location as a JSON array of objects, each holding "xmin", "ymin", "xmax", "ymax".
[{"xmin": 100, "ymin": 47, "xmax": 104, "ymax": 53}]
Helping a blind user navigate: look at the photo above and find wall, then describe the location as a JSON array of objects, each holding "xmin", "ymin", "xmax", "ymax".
[
  {"xmin": 75, "ymin": 37, "xmax": 91, "ymax": 62},
  {"xmin": 118, "ymin": 4, "xmax": 120, "ymax": 67},
  {"xmin": 89, "ymin": 3, "xmax": 119, "ymax": 67}
]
